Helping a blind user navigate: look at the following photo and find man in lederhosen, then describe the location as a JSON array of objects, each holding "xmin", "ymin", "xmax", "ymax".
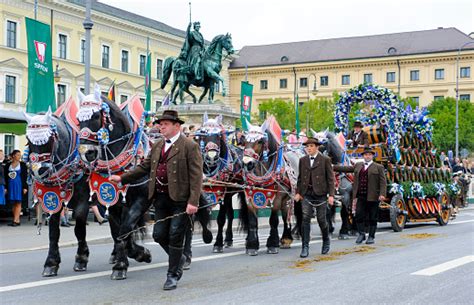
[
  {"xmin": 295, "ymin": 137, "xmax": 335, "ymax": 258},
  {"xmin": 334, "ymin": 146, "xmax": 386, "ymax": 244},
  {"xmin": 348, "ymin": 120, "xmax": 369, "ymax": 148},
  {"xmin": 110, "ymin": 110, "xmax": 203, "ymax": 290}
]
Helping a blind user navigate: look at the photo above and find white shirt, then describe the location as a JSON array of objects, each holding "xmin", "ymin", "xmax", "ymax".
[
  {"xmin": 309, "ymin": 153, "xmax": 319, "ymax": 167},
  {"xmin": 364, "ymin": 160, "xmax": 373, "ymax": 170},
  {"xmin": 164, "ymin": 133, "xmax": 180, "ymax": 152}
]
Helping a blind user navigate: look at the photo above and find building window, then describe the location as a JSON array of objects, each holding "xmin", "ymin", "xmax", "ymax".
[
  {"xmin": 120, "ymin": 95, "xmax": 128, "ymax": 103},
  {"xmin": 259, "ymin": 110, "xmax": 267, "ymax": 120},
  {"xmin": 58, "ymin": 34, "xmax": 67, "ymax": 59},
  {"xmin": 80, "ymin": 39, "xmax": 85, "ymax": 63},
  {"xmin": 435, "ymin": 69, "xmax": 444, "ymax": 80},
  {"xmin": 139, "ymin": 55, "xmax": 146, "ymax": 76},
  {"xmin": 299, "ymin": 77, "xmax": 308, "ymax": 88},
  {"xmin": 280, "ymin": 79, "xmax": 288, "ymax": 89},
  {"xmin": 434, "ymin": 95, "xmax": 444, "ymax": 101},
  {"xmin": 363, "ymin": 73, "xmax": 373, "ymax": 84},
  {"xmin": 4, "ymin": 135, "xmax": 15, "ymax": 156},
  {"xmin": 460, "ymin": 67, "xmax": 470, "ymax": 78},
  {"xmin": 56, "ymin": 84, "xmax": 66, "ymax": 106},
  {"xmin": 121, "ymin": 50, "xmax": 129, "ymax": 73},
  {"xmin": 156, "ymin": 59, "xmax": 163, "ymax": 80},
  {"xmin": 320, "ymin": 76, "xmax": 328, "ymax": 86},
  {"xmin": 5, "ymin": 75, "xmax": 16, "ymax": 104},
  {"xmin": 260, "ymin": 80, "xmax": 268, "ymax": 90},
  {"xmin": 460, "ymin": 94, "xmax": 470, "ymax": 101},
  {"xmin": 386, "ymin": 72, "xmax": 396, "ymax": 83},
  {"xmin": 341, "ymin": 75, "xmax": 350, "ymax": 86},
  {"xmin": 410, "ymin": 70, "xmax": 419, "ymax": 81},
  {"xmin": 410, "ymin": 96, "xmax": 420, "ymax": 104},
  {"xmin": 102, "ymin": 45, "xmax": 110, "ymax": 68},
  {"xmin": 6, "ymin": 20, "xmax": 17, "ymax": 48}
]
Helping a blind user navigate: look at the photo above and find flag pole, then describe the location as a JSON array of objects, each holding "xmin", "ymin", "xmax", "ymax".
[{"xmin": 83, "ymin": 0, "xmax": 93, "ymax": 94}]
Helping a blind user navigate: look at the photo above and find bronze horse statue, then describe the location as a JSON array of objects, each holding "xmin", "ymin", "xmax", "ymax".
[{"xmin": 161, "ymin": 34, "xmax": 234, "ymax": 104}]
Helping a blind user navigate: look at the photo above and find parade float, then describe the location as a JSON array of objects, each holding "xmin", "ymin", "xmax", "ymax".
[{"xmin": 335, "ymin": 84, "xmax": 452, "ymax": 231}]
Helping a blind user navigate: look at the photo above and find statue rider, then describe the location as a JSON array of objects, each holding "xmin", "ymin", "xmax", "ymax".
[{"xmin": 180, "ymin": 21, "xmax": 205, "ymax": 83}]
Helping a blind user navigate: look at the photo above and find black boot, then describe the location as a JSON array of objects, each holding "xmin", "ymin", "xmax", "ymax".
[
  {"xmin": 163, "ymin": 246, "xmax": 184, "ymax": 290},
  {"xmin": 355, "ymin": 222, "xmax": 366, "ymax": 244},
  {"xmin": 321, "ymin": 227, "xmax": 330, "ymax": 255},
  {"xmin": 300, "ymin": 222, "xmax": 311, "ymax": 258},
  {"xmin": 366, "ymin": 225, "xmax": 376, "ymax": 244}
]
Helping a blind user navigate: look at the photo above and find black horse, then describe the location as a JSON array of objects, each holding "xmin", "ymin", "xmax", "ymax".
[
  {"xmin": 77, "ymin": 87, "xmax": 151, "ymax": 280},
  {"xmin": 241, "ymin": 119, "xmax": 295, "ymax": 255},
  {"xmin": 24, "ymin": 103, "xmax": 93, "ymax": 277},
  {"xmin": 317, "ymin": 131, "xmax": 357, "ymax": 238},
  {"xmin": 195, "ymin": 114, "xmax": 246, "ymax": 253}
]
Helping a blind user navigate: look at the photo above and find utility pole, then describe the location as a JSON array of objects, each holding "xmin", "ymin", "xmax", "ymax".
[{"xmin": 83, "ymin": 0, "xmax": 93, "ymax": 94}]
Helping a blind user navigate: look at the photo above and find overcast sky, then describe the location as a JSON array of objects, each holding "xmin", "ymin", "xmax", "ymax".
[{"xmin": 101, "ymin": 0, "xmax": 473, "ymax": 49}]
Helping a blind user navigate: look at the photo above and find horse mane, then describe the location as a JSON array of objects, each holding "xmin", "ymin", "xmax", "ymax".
[{"xmin": 204, "ymin": 34, "xmax": 225, "ymax": 58}]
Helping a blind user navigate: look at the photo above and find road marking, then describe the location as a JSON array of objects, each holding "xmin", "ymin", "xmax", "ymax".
[
  {"xmin": 411, "ymin": 255, "xmax": 474, "ymax": 276},
  {"xmin": 0, "ymin": 239, "xmax": 325, "ymax": 293},
  {"xmin": 450, "ymin": 219, "xmax": 474, "ymax": 225}
]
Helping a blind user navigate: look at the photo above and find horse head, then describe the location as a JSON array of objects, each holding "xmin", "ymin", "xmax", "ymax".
[
  {"xmin": 221, "ymin": 33, "xmax": 235, "ymax": 55},
  {"xmin": 242, "ymin": 119, "xmax": 270, "ymax": 170},
  {"xmin": 77, "ymin": 84, "xmax": 112, "ymax": 165},
  {"xmin": 196, "ymin": 112, "xmax": 226, "ymax": 167},
  {"xmin": 24, "ymin": 108, "xmax": 66, "ymax": 179}
]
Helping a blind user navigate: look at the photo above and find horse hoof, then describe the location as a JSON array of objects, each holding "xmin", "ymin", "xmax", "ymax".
[
  {"xmin": 266, "ymin": 247, "xmax": 279, "ymax": 254},
  {"xmin": 42, "ymin": 266, "xmax": 59, "ymax": 277},
  {"xmin": 111, "ymin": 270, "xmax": 127, "ymax": 280},
  {"xmin": 73, "ymin": 262, "xmax": 87, "ymax": 272},
  {"xmin": 109, "ymin": 254, "xmax": 117, "ymax": 264},
  {"xmin": 134, "ymin": 250, "xmax": 152, "ymax": 264},
  {"xmin": 213, "ymin": 246, "xmax": 223, "ymax": 253},
  {"xmin": 202, "ymin": 229, "xmax": 213, "ymax": 244},
  {"xmin": 246, "ymin": 249, "xmax": 258, "ymax": 256},
  {"xmin": 224, "ymin": 241, "xmax": 233, "ymax": 248}
]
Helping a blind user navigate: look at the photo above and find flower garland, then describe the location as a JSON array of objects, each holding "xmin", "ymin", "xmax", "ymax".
[
  {"xmin": 334, "ymin": 84, "xmax": 403, "ymax": 150},
  {"xmin": 433, "ymin": 182, "xmax": 446, "ymax": 196},
  {"xmin": 401, "ymin": 105, "xmax": 434, "ymax": 141},
  {"xmin": 410, "ymin": 182, "xmax": 425, "ymax": 199},
  {"xmin": 389, "ymin": 183, "xmax": 404, "ymax": 195}
]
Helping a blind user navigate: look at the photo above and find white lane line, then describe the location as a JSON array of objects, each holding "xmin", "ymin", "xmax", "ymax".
[
  {"xmin": 411, "ymin": 256, "xmax": 474, "ymax": 276},
  {"xmin": 450, "ymin": 219, "xmax": 474, "ymax": 225},
  {"xmin": 0, "ymin": 239, "xmax": 324, "ymax": 293}
]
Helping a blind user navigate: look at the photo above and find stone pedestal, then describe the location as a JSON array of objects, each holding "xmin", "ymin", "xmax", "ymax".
[{"xmin": 157, "ymin": 103, "xmax": 239, "ymax": 127}]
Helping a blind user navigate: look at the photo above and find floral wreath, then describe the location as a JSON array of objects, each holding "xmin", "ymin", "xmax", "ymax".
[
  {"xmin": 334, "ymin": 84, "xmax": 403, "ymax": 151},
  {"xmin": 401, "ymin": 105, "xmax": 434, "ymax": 141}
]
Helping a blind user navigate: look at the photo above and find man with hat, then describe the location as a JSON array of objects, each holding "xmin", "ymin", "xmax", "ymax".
[
  {"xmin": 294, "ymin": 137, "xmax": 335, "ymax": 257},
  {"xmin": 109, "ymin": 110, "xmax": 203, "ymax": 290},
  {"xmin": 333, "ymin": 146, "xmax": 386, "ymax": 244},
  {"xmin": 348, "ymin": 121, "xmax": 369, "ymax": 148}
]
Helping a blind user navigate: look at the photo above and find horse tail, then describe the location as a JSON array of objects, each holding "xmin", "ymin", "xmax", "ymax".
[
  {"xmin": 237, "ymin": 190, "xmax": 249, "ymax": 233},
  {"xmin": 161, "ymin": 57, "xmax": 175, "ymax": 89}
]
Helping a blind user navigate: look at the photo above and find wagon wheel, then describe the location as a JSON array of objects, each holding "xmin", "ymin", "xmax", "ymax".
[
  {"xmin": 436, "ymin": 192, "xmax": 450, "ymax": 226},
  {"xmin": 390, "ymin": 194, "xmax": 407, "ymax": 232}
]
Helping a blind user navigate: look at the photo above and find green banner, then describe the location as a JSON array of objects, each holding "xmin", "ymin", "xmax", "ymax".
[
  {"xmin": 240, "ymin": 81, "xmax": 253, "ymax": 130},
  {"xmin": 295, "ymin": 94, "xmax": 300, "ymax": 135},
  {"xmin": 25, "ymin": 17, "xmax": 56, "ymax": 113},
  {"xmin": 144, "ymin": 52, "xmax": 152, "ymax": 111}
]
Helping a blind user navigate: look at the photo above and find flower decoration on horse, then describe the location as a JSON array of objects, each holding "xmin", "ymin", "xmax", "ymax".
[{"xmin": 334, "ymin": 83, "xmax": 403, "ymax": 151}]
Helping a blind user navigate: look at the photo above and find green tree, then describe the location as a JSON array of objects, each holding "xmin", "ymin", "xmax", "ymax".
[
  {"xmin": 258, "ymin": 98, "xmax": 295, "ymax": 130},
  {"xmin": 427, "ymin": 97, "xmax": 474, "ymax": 152}
]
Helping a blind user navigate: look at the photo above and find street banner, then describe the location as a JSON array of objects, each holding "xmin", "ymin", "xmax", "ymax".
[
  {"xmin": 240, "ymin": 81, "xmax": 253, "ymax": 131},
  {"xmin": 144, "ymin": 52, "xmax": 152, "ymax": 111},
  {"xmin": 295, "ymin": 94, "xmax": 300, "ymax": 135},
  {"xmin": 25, "ymin": 17, "xmax": 56, "ymax": 113},
  {"xmin": 107, "ymin": 80, "xmax": 116, "ymax": 101}
]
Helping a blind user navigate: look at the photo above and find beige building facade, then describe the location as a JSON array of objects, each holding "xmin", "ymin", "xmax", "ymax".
[{"xmin": 228, "ymin": 28, "xmax": 474, "ymax": 115}]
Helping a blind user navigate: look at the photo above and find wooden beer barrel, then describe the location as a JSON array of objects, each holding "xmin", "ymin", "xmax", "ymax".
[
  {"xmin": 362, "ymin": 125, "xmax": 387, "ymax": 144},
  {"xmin": 420, "ymin": 150, "xmax": 428, "ymax": 167},
  {"xmin": 412, "ymin": 149, "xmax": 421, "ymax": 167},
  {"xmin": 386, "ymin": 164, "xmax": 394, "ymax": 183}
]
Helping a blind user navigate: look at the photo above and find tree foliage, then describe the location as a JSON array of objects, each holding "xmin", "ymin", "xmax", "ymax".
[{"xmin": 427, "ymin": 97, "xmax": 474, "ymax": 152}]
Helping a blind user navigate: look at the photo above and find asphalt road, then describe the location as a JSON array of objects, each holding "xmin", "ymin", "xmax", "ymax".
[{"xmin": 1, "ymin": 209, "xmax": 473, "ymax": 305}]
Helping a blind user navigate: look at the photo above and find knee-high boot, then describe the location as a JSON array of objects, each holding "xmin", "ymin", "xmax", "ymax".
[
  {"xmin": 163, "ymin": 246, "xmax": 185, "ymax": 290},
  {"xmin": 366, "ymin": 225, "xmax": 377, "ymax": 244},
  {"xmin": 321, "ymin": 226, "xmax": 330, "ymax": 254},
  {"xmin": 300, "ymin": 222, "xmax": 311, "ymax": 258}
]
